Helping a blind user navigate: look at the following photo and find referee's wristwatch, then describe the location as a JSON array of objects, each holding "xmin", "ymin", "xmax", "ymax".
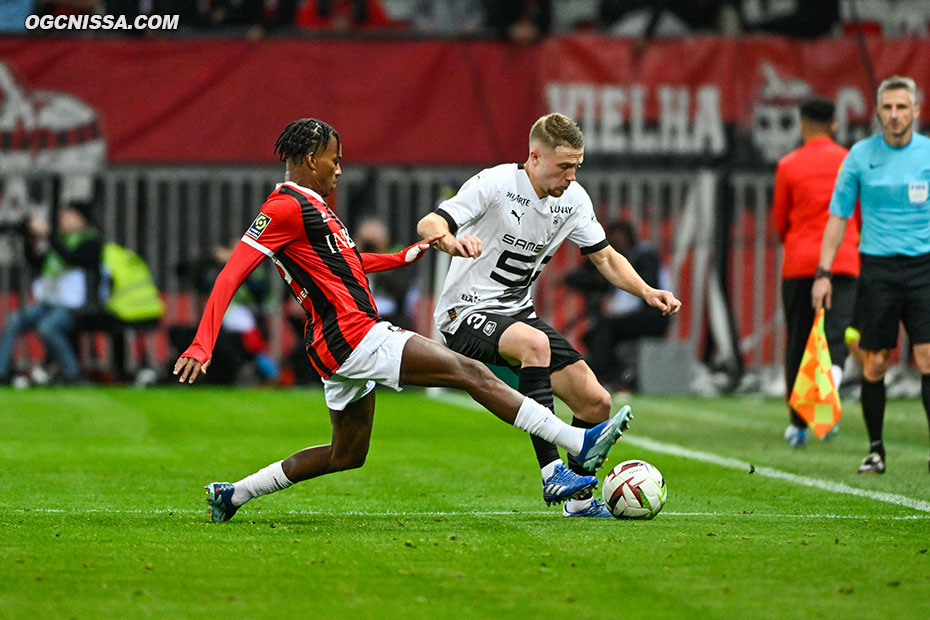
[{"xmin": 814, "ymin": 266, "xmax": 833, "ymax": 280}]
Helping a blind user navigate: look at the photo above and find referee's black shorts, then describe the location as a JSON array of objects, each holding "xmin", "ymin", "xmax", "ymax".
[
  {"xmin": 857, "ymin": 252, "xmax": 930, "ymax": 350},
  {"xmin": 442, "ymin": 308, "xmax": 583, "ymax": 373}
]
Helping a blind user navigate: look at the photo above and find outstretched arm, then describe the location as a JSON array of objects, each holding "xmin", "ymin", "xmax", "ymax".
[
  {"xmin": 359, "ymin": 235, "xmax": 443, "ymax": 273},
  {"xmin": 173, "ymin": 241, "xmax": 267, "ymax": 383},
  {"xmin": 587, "ymin": 246, "xmax": 682, "ymax": 316},
  {"xmin": 416, "ymin": 212, "xmax": 482, "ymax": 258}
]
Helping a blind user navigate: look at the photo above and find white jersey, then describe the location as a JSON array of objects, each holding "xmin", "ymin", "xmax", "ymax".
[{"xmin": 434, "ymin": 163, "xmax": 607, "ymax": 335}]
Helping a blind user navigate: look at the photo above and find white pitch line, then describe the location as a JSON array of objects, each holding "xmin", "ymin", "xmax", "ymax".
[
  {"xmin": 2, "ymin": 508, "xmax": 929, "ymax": 520},
  {"xmin": 428, "ymin": 391, "xmax": 930, "ymax": 514},
  {"xmin": 624, "ymin": 435, "xmax": 930, "ymax": 513}
]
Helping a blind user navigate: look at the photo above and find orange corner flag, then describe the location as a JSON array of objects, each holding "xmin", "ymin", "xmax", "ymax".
[{"xmin": 788, "ymin": 309, "xmax": 842, "ymax": 438}]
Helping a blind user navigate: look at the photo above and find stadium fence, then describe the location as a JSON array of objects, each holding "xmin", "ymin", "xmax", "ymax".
[{"xmin": 0, "ymin": 166, "xmax": 784, "ymax": 392}]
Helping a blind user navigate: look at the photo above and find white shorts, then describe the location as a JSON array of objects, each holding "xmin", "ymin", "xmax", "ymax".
[{"xmin": 322, "ymin": 321, "xmax": 416, "ymax": 410}]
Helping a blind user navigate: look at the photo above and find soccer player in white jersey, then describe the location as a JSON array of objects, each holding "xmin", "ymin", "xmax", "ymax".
[{"xmin": 418, "ymin": 113, "xmax": 681, "ymax": 517}]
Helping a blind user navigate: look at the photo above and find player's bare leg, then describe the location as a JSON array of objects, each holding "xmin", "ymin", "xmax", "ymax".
[
  {"xmin": 551, "ymin": 360, "xmax": 612, "ymax": 424},
  {"xmin": 400, "ymin": 334, "xmax": 523, "ymax": 418},
  {"xmin": 205, "ymin": 391, "xmax": 376, "ymax": 522},
  {"xmin": 399, "ymin": 334, "xmax": 625, "ymax": 470},
  {"xmin": 206, "ymin": 335, "xmax": 629, "ymax": 523},
  {"xmin": 282, "ymin": 392, "xmax": 376, "ymax": 481}
]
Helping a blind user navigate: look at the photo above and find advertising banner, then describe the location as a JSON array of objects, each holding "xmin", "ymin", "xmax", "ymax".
[{"xmin": 0, "ymin": 35, "xmax": 927, "ymax": 165}]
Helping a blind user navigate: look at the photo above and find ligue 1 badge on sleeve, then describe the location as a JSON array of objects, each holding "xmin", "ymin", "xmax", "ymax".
[
  {"xmin": 246, "ymin": 213, "xmax": 272, "ymax": 239},
  {"xmin": 908, "ymin": 181, "xmax": 928, "ymax": 205}
]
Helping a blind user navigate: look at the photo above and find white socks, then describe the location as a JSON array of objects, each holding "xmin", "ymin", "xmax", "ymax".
[
  {"xmin": 540, "ymin": 459, "xmax": 561, "ymax": 481},
  {"xmin": 565, "ymin": 497, "xmax": 594, "ymax": 512},
  {"xmin": 514, "ymin": 397, "xmax": 585, "ymax": 455},
  {"xmin": 231, "ymin": 460, "xmax": 294, "ymax": 507}
]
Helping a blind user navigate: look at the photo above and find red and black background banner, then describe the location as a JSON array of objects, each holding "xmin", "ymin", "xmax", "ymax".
[{"xmin": 1, "ymin": 35, "xmax": 928, "ymax": 166}]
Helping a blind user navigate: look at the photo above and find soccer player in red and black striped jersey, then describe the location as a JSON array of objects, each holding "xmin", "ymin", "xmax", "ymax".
[{"xmin": 174, "ymin": 118, "xmax": 632, "ymax": 522}]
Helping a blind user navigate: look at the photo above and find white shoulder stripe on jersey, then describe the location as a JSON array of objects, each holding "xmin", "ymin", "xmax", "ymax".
[{"xmin": 241, "ymin": 234, "xmax": 274, "ymax": 257}]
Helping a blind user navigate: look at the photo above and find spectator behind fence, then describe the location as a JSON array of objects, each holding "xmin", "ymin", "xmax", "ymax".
[
  {"xmin": 190, "ymin": 0, "xmax": 297, "ymax": 37},
  {"xmin": 0, "ymin": 0, "xmax": 33, "ymax": 32},
  {"xmin": 38, "ymin": 0, "xmax": 100, "ymax": 16},
  {"xmin": 84, "ymin": 238, "xmax": 164, "ymax": 383},
  {"xmin": 482, "ymin": 0, "xmax": 551, "ymax": 44},
  {"xmin": 0, "ymin": 201, "xmax": 101, "ymax": 385},
  {"xmin": 354, "ymin": 216, "xmax": 418, "ymax": 330},
  {"xmin": 598, "ymin": 0, "xmax": 835, "ymax": 38},
  {"xmin": 211, "ymin": 240, "xmax": 280, "ymax": 382},
  {"xmin": 735, "ymin": 0, "xmax": 838, "ymax": 38},
  {"xmin": 773, "ymin": 97, "xmax": 860, "ymax": 449},
  {"xmin": 172, "ymin": 240, "xmax": 279, "ymax": 384},
  {"xmin": 294, "ymin": 0, "xmax": 392, "ymax": 31},
  {"xmin": 564, "ymin": 221, "xmax": 671, "ymax": 392},
  {"xmin": 409, "ymin": 0, "xmax": 484, "ymax": 36},
  {"xmin": 812, "ymin": 75, "xmax": 930, "ymax": 475},
  {"xmin": 598, "ymin": 0, "xmax": 738, "ymax": 38}
]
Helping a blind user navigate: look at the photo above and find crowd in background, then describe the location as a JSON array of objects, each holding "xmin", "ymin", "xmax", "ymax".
[
  {"xmin": 0, "ymin": 194, "xmax": 424, "ymax": 387},
  {"xmin": 1, "ymin": 1, "xmax": 929, "ymax": 394},
  {"xmin": 4, "ymin": 0, "xmax": 930, "ymax": 40}
]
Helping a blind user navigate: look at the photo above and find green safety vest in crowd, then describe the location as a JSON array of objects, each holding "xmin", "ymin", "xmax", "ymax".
[
  {"xmin": 101, "ymin": 242, "xmax": 163, "ymax": 322},
  {"xmin": 41, "ymin": 228, "xmax": 100, "ymax": 279}
]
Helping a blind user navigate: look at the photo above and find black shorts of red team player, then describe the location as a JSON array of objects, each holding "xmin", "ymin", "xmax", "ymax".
[
  {"xmin": 857, "ymin": 252, "xmax": 930, "ymax": 351},
  {"xmin": 782, "ymin": 274, "xmax": 857, "ymax": 394},
  {"xmin": 442, "ymin": 308, "xmax": 583, "ymax": 373}
]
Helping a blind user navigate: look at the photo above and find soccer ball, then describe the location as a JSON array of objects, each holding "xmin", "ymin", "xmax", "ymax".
[{"xmin": 602, "ymin": 460, "xmax": 667, "ymax": 520}]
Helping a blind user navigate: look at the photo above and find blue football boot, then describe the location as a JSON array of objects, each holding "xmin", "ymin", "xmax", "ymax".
[
  {"xmin": 204, "ymin": 482, "xmax": 239, "ymax": 523},
  {"xmin": 571, "ymin": 405, "xmax": 633, "ymax": 472},
  {"xmin": 783, "ymin": 424, "xmax": 807, "ymax": 448},
  {"xmin": 542, "ymin": 463, "xmax": 598, "ymax": 506},
  {"xmin": 562, "ymin": 498, "xmax": 614, "ymax": 518}
]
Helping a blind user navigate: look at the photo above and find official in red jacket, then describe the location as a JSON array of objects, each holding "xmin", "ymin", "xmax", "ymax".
[{"xmin": 772, "ymin": 97, "xmax": 860, "ymax": 448}]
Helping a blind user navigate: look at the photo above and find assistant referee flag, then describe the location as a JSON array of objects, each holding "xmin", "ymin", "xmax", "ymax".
[{"xmin": 788, "ymin": 309, "xmax": 842, "ymax": 438}]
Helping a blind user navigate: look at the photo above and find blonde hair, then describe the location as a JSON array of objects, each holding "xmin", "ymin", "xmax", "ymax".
[
  {"xmin": 529, "ymin": 113, "xmax": 584, "ymax": 150},
  {"xmin": 877, "ymin": 75, "xmax": 918, "ymax": 106}
]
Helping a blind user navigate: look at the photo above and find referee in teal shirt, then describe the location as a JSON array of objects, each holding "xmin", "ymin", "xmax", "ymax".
[{"xmin": 813, "ymin": 75, "xmax": 930, "ymax": 475}]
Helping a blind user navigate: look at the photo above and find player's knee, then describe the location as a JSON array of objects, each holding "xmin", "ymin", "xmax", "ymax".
[
  {"xmin": 589, "ymin": 387, "xmax": 613, "ymax": 421},
  {"xmin": 862, "ymin": 357, "xmax": 888, "ymax": 382},
  {"xmin": 913, "ymin": 347, "xmax": 930, "ymax": 374},
  {"xmin": 345, "ymin": 454, "xmax": 367, "ymax": 470},
  {"xmin": 331, "ymin": 450, "xmax": 367, "ymax": 472},
  {"xmin": 575, "ymin": 386, "xmax": 612, "ymax": 422},
  {"xmin": 518, "ymin": 329, "xmax": 551, "ymax": 366},
  {"xmin": 459, "ymin": 355, "xmax": 495, "ymax": 389}
]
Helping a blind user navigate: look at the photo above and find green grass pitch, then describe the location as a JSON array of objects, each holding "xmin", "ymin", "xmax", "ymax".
[{"xmin": 1, "ymin": 386, "xmax": 929, "ymax": 619}]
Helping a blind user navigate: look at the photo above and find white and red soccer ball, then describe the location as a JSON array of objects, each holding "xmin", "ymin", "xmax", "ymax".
[{"xmin": 602, "ymin": 460, "xmax": 667, "ymax": 519}]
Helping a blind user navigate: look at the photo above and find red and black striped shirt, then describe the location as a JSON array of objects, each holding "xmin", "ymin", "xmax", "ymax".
[{"xmin": 183, "ymin": 181, "xmax": 401, "ymax": 379}]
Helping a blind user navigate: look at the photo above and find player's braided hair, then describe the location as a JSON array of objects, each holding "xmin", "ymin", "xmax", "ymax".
[{"xmin": 274, "ymin": 118, "xmax": 340, "ymax": 164}]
